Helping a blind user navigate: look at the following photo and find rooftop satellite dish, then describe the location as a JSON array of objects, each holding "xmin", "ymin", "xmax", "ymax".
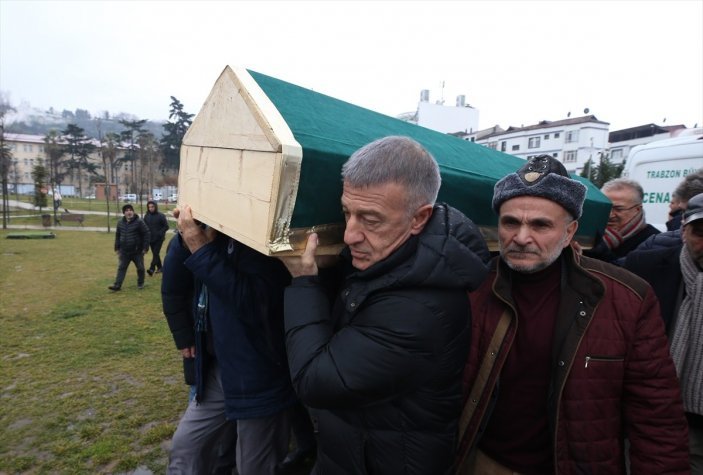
[{"xmin": 584, "ymin": 108, "xmax": 590, "ymax": 114}]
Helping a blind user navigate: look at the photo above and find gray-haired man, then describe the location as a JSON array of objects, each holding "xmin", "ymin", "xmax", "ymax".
[{"xmin": 280, "ymin": 136, "xmax": 490, "ymax": 474}]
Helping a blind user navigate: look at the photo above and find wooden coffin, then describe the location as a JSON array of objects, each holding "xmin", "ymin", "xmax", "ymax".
[{"xmin": 179, "ymin": 66, "xmax": 611, "ymax": 255}]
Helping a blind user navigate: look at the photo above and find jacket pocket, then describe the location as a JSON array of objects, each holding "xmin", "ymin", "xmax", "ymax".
[{"xmin": 584, "ymin": 355, "xmax": 624, "ymax": 368}]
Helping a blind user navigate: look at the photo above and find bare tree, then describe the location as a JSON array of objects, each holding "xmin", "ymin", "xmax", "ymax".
[
  {"xmin": 136, "ymin": 131, "xmax": 160, "ymax": 214},
  {"xmin": 95, "ymin": 119, "xmax": 113, "ymax": 232},
  {"xmin": 119, "ymin": 119, "xmax": 147, "ymax": 198},
  {"xmin": 44, "ymin": 130, "xmax": 68, "ymax": 224},
  {"xmin": 0, "ymin": 95, "xmax": 16, "ymax": 229}
]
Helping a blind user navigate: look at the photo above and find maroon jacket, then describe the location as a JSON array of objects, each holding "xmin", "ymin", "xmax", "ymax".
[{"xmin": 459, "ymin": 247, "xmax": 689, "ymax": 474}]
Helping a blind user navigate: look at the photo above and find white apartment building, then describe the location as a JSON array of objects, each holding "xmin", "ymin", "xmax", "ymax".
[
  {"xmin": 400, "ymin": 90, "xmax": 480, "ymax": 135},
  {"xmin": 474, "ymin": 115, "xmax": 611, "ymax": 174},
  {"xmin": 607, "ymin": 123, "xmax": 687, "ymax": 164},
  {"xmin": 2, "ymin": 134, "xmax": 51, "ymax": 194},
  {"xmin": 2, "ymin": 133, "xmax": 133, "ymax": 197}
]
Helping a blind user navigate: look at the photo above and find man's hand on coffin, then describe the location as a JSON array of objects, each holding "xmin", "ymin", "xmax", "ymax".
[
  {"xmin": 175, "ymin": 205, "xmax": 217, "ymax": 253},
  {"xmin": 279, "ymin": 233, "xmax": 320, "ymax": 277}
]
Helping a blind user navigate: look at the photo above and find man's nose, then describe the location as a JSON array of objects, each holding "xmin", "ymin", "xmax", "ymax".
[
  {"xmin": 513, "ymin": 226, "xmax": 532, "ymax": 245},
  {"xmin": 344, "ymin": 217, "xmax": 363, "ymax": 245}
]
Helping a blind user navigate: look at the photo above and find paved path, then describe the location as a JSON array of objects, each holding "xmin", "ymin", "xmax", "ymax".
[
  {"xmin": 3, "ymin": 199, "xmax": 176, "ymax": 233},
  {"xmin": 2, "ymin": 224, "xmax": 112, "ymax": 232}
]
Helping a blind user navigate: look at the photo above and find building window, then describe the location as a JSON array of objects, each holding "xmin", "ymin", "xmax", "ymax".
[
  {"xmin": 610, "ymin": 149, "xmax": 623, "ymax": 160},
  {"xmin": 552, "ymin": 153, "xmax": 558, "ymax": 158},
  {"xmin": 501, "ymin": 141, "xmax": 506, "ymax": 152},
  {"xmin": 564, "ymin": 151, "xmax": 577, "ymax": 163},
  {"xmin": 544, "ymin": 134, "xmax": 549, "ymax": 140},
  {"xmin": 554, "ymin": 133, "xmax": 560, "ymax": 139},
  {"xmin": 470, "ymin": 137, "xmax": 475, "ymax": 142},
  {"xmin": 528, "ymin": 137, "xmax": 541, "ymax": 149},
  {"xmin": 512, "ymin": 144, "xmax": 520, "ymax": 151},
  {"xmin": 565, "ymin": 131, "xmax": 579, "ymax": 143},
  {"xmin": 486, "ymin": 142, "xmax": 497, "ymax": 150}
]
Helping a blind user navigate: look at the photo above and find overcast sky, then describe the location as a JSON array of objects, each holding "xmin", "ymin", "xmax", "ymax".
[{"xmin": 1, "ymin": 0, "xmax": 702, "ymax": 132}]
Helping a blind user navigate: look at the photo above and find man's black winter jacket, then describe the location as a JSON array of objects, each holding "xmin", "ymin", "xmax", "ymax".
[
  {"xmin": 284, "ymin": 203, "xmax": 490, "ymax": 474},
  {"xmin": 114, "ymin": 216, "xmax": 150, "ymax": 254}
]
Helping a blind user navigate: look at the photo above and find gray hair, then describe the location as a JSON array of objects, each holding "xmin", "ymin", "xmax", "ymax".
[
  {"xmin": 341, "ymin": 136, "xmax": 441, "ymax": 211},
  {"xmin": 601, "ymin": 178, "xmax": 645, "ymax": 203},
  {"xmin": 673, "ymin": 169, "xmax": 703, "ymax": 201}
]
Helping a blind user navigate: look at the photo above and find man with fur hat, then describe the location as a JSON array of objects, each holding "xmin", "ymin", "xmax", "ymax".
[
  {"xmin": 109, "ymin": 203, "xmax": 150, "ymax": 291},
  {"xmin": 456, "ymin": 155, "xmax": 688, "ymax": 474},
  {"xmin": 625, "ymin": 192, "xmax": 703, "ymax": 473}
]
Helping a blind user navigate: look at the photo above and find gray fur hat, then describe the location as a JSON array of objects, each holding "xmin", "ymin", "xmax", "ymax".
[{"xmin": 492, "ymin": 155, "xmax": 587, "ymax": 219}]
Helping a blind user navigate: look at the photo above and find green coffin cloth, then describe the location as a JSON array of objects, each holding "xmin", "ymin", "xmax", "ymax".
[{"xmin": 249, "ymin": 70, "xmax": 610, "ymax": 246}]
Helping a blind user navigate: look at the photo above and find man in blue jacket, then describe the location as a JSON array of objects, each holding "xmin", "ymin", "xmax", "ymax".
[
  {"xmin": 162, "ymin": 231, "xmax": 237, "ymax": 474},
  {"xmin": 280, "ymin": 136, "xmax": 490, "ymax": 474},
  {"xmin": 167, "ymin": 207, "xmax": 297, "ymax": 475}
]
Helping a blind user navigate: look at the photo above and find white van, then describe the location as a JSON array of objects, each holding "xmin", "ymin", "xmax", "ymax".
[{"xmin": 623, "ymin": 129, "xmax": 703, "ymax": 231}]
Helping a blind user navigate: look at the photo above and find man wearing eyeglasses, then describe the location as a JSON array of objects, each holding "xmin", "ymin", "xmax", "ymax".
[{"xmin": 584, "ymin": 178, "xmax": 660, "ymax": 263}]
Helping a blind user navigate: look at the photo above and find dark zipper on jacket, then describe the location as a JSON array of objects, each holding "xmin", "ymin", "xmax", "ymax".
[
  {"xmin": 552, "ymin": 299, "xmax": 599, "ymax": 473},
  {"xmin": 584, "ymin": 355, "xmax": 624, "ymax": 368}
]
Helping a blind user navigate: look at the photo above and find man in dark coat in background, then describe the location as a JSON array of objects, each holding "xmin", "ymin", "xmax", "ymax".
[
  {"xmin": 143, "ymin": 200, "xmax": 170, "ymax": 276},
  {"xmin": 109, "ymin": 204, "xmax": 149, "ymax": 291},
  {"xmin": 584, "ymin": 178, "xmax": 660, "ymax": 263},
  {"xmin": 625, "ymin": 193, "xmax": 703, "ymax": 473},
  {"xmin": 279, "ymin": 136, "xmax": 490, "ymax": 474}
]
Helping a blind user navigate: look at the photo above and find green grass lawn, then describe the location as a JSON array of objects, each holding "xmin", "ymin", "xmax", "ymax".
[{"xmin": 0, "ymin": 230, "xmax": 186, "ymax": 474}]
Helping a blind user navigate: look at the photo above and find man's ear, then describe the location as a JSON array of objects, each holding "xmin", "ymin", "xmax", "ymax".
[
  {"xmin": 410, "ymin": 204, "xmax": 434, "ymax": 235},
  {"xmin": 564, "ymin": 219, "xmax": 579, "ymax": 247}
]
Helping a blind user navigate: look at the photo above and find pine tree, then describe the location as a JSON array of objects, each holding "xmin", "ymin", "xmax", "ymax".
[
  {"xmin": 161, "ymin": 96, "xmax": 193, "ymax": 170},
  {"xmin": 32, "ymin": 164, "xmax": 48, "ymax": 210},
  {"xmin": 592, "ymin": 151, "xmax": 624, "ymax": 188},
  {"xmin": 62, "ymin": 123, "xmax": 97, "ymax": 197}
]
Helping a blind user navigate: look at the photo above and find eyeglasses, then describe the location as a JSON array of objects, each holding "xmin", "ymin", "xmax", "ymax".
[{"xmin": 611, "ymin": 204, "xmax": 640, "ymax": 213}]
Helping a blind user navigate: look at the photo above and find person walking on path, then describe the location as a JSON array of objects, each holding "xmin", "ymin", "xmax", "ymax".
[
  {"xmin": 109, "ymin": 204, "xmax": 150, "ymax": 291},
  {"xmin": 143, "ymin": 200, "xmax": 170, "ymax": 276}
]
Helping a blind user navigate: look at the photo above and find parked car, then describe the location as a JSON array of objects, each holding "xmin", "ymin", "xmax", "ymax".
[
  {"xmin": 119, "ymin": 193, "xmax": 138, "ymax": 202},
  {"xmin": 86, "ymin": 194, "xmax": 96, "ymax": 200},
  {"xmin": 168, "ymin": 193, "xmax": 178, "ymax": 203}
]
